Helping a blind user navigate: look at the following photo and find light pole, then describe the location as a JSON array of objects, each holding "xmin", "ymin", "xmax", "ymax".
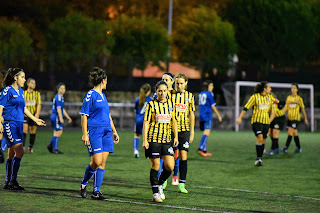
[{"xmin": 166, "ymin": 0, "xmax": 173, "ymax": 72}]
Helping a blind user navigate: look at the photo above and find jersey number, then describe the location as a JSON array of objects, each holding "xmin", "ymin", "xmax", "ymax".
[{"xmin": 199, "ymin": 94, "xmax": 207, "ymax": 105}]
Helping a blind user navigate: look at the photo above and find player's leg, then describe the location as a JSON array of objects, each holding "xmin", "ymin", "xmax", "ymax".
[
  {"xmin": 158, "ymin": 151, "xmax": 174, "ymax": 200},
  {"xmin": 51, "ymin": 130, "xmax": 63, "ymax": 153},
  {"xmin": 133, "ymin": 122, "xmax": 142, "ymax": 158},
  {"xmin": 150, "ymin": 157, "xmax": 162, "ymax": 202},
  {"xmin": 8, "ymin": 143, "xmax": 25, "ymax": 190},
  {"xmin": 255, "ymin": 134, "xmax": 264, "ymax": 166},
  {"xmin": 0, "ymin": 134, "xmax": 5, "ymax": 164},
  {"xmin": 267, "ymin": 128, "xmax": 275, "ymax": 155},
  {"xmin": 172, "ymin": 149, "xmax": 179, "ymax": 186},
  {"xmin": 293, "ymin": 128, "xmax": 301, "ymax": 153},
  {"xmin": 28, "ymin": 124, "xmax": 37, "ymax": 154},
  {"xmin": 283, "ymin": 125, "xmax": 294, "ymax": 153},
  {"xmin": 178, "ymin": 131, "xmax": 190, "ymax": 193},
  {"xmin": 272, "ymin": 129, "xmax": 280, "ymax": 154}
]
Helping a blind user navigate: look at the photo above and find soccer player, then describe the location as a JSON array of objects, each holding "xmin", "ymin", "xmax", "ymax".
[
  {"xmin": 198, "ymin": 80, "xmax": 222, "ymax": 157},
  {"xmin": 23, "ymin": 78, "xmax": 42, "ymax": 154},
  {"xmin": 236, "ymin": 81, "xmax": 276, "ymax": 166},
  {"xmin": 143, "ymin": 80, "xmax": 178, "ymax": 202},
  {"xmin": 267, "ymin": 93, "xmax": 286, "ymax": 156},
  {"xmin": 171, "ymin": 73, "xmax": 195, "ymax": 194},
  {"xmin": 79, "ymin": 67, "xmax": 119, "ymax": 200},
  {"xmin": 133, "ymin": 83, "xmax": 151, "ymax": 158},
  {"xmin": 282, "ymin": 83, "xmax": 308, "ymax": 153},
  {"xmin": 47, "ymin": 83, "xmax": 72, "ymax": 154},
  {"xmin": 0, "ymin": 68, "xmax": 45, "ymax": 190}
]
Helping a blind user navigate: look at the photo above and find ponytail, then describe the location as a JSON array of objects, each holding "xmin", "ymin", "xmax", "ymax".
[
  {"xmin": 138, "ymin": 83, "xmax": 151, "ymax": 108},
  {"xmin": 254, "ymin": 81, "xmax": 268, "ymax": 93}
]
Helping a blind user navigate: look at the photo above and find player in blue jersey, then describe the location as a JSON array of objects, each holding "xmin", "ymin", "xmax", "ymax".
[
  {"xmin": 198, "ymin": 81, "xmax": 222, "ymax": 157},
  {"xmin": 47, "ymin": 83, "xmax": 72, "ymax": 154},
  {"xmin": 0, "ymin": 68, "xmax": 46, "ymax": 190},
  {"xmin": 79, "ymin": 67, "xmax": 119, "ymax": 200},
  {"xmin": 133, "ymin": 83, "xmax": 151, "ymax": 158}
]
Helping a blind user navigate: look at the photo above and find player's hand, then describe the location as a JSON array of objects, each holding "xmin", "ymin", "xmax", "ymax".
[
  {"xmin": 173, "ymin": 137, "xmax": 179, "ymax": 147},
  {"xmin": 218, "ymin": 115, "xmax": 222, "ymax": 122},
  {"xmin": 82, "ymin": 134, "xmax": 89, "ymax": 146},
  {"xmin": 143, "ymin": 141, "xmax": 149, "ymax": 149},
  {"xmin": 236, "ymin": 117, "xmax": 242, "ymax": 125},
  {"xmin": 305, "ymin": 119, "xmax": 308, "ymax": 125},
  {"xmin": 60, "ymin": 118, "xmax": 64, "ymax": 124},
  {"xmin": 189, "ymin": 132, "xmax": 194, "ymax": 144},
  {"xmin": 113, "ymin": 132, "xmax": 119, "ymax": 144},
  {"xmin": 68, "ymin": 117, "xmax": 72, "ymax": 123},
  {"xmin": 35, "ymin": 118, "xmax": 46, "ymax": 126}
]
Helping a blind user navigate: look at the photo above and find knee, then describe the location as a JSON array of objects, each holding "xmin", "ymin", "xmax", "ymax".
[
  {"xmin": 164, "ymin": 164, "xmax": 174, "ymax": 172},
  {"xmin": 91, "ymin": 160, "xmax": 102, "ymax": 169},
  {"xmin": 151, "ymin": 161, "xmax": 160, "ymax": 171}
]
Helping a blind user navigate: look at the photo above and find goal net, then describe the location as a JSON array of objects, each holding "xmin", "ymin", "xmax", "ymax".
[{"xmin": 234, "ymin": 81, "xmax": 314, "ymax": 132}]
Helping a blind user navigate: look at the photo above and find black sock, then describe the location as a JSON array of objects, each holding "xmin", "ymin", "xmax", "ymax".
[
  {"xmin": 23, "ymin": 133, "xmax": 27, "ymax": 147},
  {"xmin": 150, "ymin": 169, "xmax": 159, "ymax": 193},
  {"xmin": 285, "ymin": 136, "xmax": 292, "ymax": 148},
  {"xmin": 294, "ymin": 136, "xmax": 301, "ymax": 149},
  {"xmin": 271, "ymin": 137, "xmax": 275, "ymax": 150},
  {"xmin": 29, "ymin": 134, "xmax": 36, "ymax": 148},
  {"xmin": 256, "ymin": 144, "xmax": 264, "ymax": 159},
  {"xmin": 274, "ymin": 138, "xmax": 279, "ymax": 149},
  {"xmin": 158, "ymin": 168, "xmax": 172, "ymax": 185},
  {"xmin": 179, "ymin": 160, "xmax": 187, "ymax": 183}
]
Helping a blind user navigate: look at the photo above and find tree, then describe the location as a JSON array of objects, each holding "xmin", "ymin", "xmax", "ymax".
[
  {"xmin": 173, "ymin": 6, "xmax": 238, "ymax": 73},
  {"xmin": 47, "ymin": 13, "xmax": 115, "ymax": 72}
]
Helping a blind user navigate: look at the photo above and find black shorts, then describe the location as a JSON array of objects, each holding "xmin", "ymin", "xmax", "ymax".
[
  {"xmin": 287, "ymin": 120, "xmax": 299, "ymax": 129},
  {"xmin": 145, "ymin": 142, "xmax": 174, "ymax": 158},
  {"xmin": 252, "ymin": 123, "xmax": 270, "ymax": 138},
  {"xmin": 178, "ymin": 131, "xmax": 190, "ymax": 152},
  {"xmin": 270, "ymin": 116, "xmax": 285, "ymax": 130},
  {"xmin": 24, "ymin": 117, "xmax": 37, "ymax": 126}
]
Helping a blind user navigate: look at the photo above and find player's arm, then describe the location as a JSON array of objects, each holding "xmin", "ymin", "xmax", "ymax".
[
  {"xmin": 110, "ymin": 115, "xmax": 119, "ymax": 144},
  {"xmin": 211, "ymin": 105, "xmax": 222, "ymax": 122},
  {"xmin": 189, "ymin": 110, "xmax": 195, "ymax": 144},
  {"xmin": 81, "ymin": 114, "xmax": 89, "ymax": 146},
  {"xmin": 24, "ymin": 107, "xmax": 46, "ymax": 126},
  {"xmin": 35, "ymin": 104, "xmax": 41, "ymax": 118},
  {"xmin": 237, "ymin": 95, "xmax": 255, "ymax": 125},
  {"xmin": 57, "ymin": 107, "xmax": 64, "ymax": 123},
  {"xmin": 0, "ymin": 106, "xmax": 4, "ymax": 133},
  {"xmin": 63, "ymin": 108, "xmax": 72, "ymax": 123},
  {"xmin": 172, "ymin": 116, "xmax": 179, "ymax": 147},
  {"xmin": 142, "ymin": 120, "xmax": 150, "ymax": 149}
]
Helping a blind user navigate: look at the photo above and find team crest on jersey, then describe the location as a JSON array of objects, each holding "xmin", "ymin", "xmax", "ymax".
[{"xmin": 169, "ymin": 107, "xmax": 173, "ymax": 112}]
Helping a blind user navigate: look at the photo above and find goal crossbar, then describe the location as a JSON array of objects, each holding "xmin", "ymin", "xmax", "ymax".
[{"xmin": 235, "ymin": 81, "xmax": 314, "ymax": 132}]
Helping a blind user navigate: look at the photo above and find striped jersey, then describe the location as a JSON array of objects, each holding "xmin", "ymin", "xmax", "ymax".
[
  {"xmin": 244, "ymin": 93, "xmax": 276, "ymax": 124},
  {"xmin": 286, "ymin": 95, "xmax": 305, "ymax": 121},
  {"xmin": 171, "ymin": 91, "xmax": 195, "ymax": 132},
  {"xmin": 144, "ymin": 99, "xmax": 175, "ymax": 143},
  {"xmin": 24, "ymin": 90, "xmax": 41, "ymax": 116}
]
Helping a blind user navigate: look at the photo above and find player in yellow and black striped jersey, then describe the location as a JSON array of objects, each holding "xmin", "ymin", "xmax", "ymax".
[
  {"xmin": 143, "ymin": 80, "xmax": 178, "ymax": 202},
  {"xmin": 282, "ymin": 83, "xmax": 308, "ymax": 154},
  {"xmin": 267, "ymin": 93, "xmax": 286, "ymax": 156},
  {"xmin": 237, "ymin": 81, "xmax": 276, "ymax": 166},
  {"xmin": 171, "ymin": 73, "xmax": 195, "ymax": 194},
  {"xmin": 23, "ymin": 78, "xmax": 42, "ymax": 153}
]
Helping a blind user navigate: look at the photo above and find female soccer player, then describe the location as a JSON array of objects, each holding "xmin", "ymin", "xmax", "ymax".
[
  {"xmin": 47, "ymin": 83, "xmax": 72, "ymax": 154},
  {"xmin": 236, "ymin": 81, "xmax": 276, "ymax": 166},
  {"xmin": 267, "ymin": 93, "xmax": 286, "ymax": 156},
  {"xmin": 0, "ymin": 68, "xmax": 45, "ymax": 190},
  {"xmin": 282, "ymin": 83, "xmax": 308, "ymax": 153},
  {"xmin": 198, "ymin": 80, "xmax": 222, "ymax": 157},
  {"xmin": 23, "ymin": 78, "xmax": 42, "ymax": 154},
  {"xmin": 133, "ymin": 83, "xmax": 151, "ymax": 158},
  {"xmin": 171, "ymin": 73, "xmax": 195, "ymax": 194},
  {"xmin": 79, "ymin": 67, "xmax": 119, "ymax": 200},
  {"xmin": 143, "ymin": 80, "xmax": 178, "ymax": 202}
]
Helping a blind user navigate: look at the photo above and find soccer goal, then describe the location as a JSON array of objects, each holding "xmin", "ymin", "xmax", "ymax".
[{"xmin": 235, "ymin": 81, "xmax": 314, "ymax": 132}]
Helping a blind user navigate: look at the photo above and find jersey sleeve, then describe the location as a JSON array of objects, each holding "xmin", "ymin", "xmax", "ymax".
[
  {"xmin": 36, "ymin": 91, "xmax": 42, "ymax": 105},
  {"xmin": 80, "ymin": 92, "xmax": 94, "ymax": 116},
  {"xmin": 208, "ymin": 92, "xmax": 216, "ymax": 106},
  {"xmin": 56, "ymin": 95, "xmax": 63, "ymax": 108},
  {"xmin": 299, "ymin": 97, "xmax": 305, "ymax": 109},
  {"xmin": 189, "ymin": 94, "xmax": 195, "ymax": 112},
  {"xmin": 144, "ymin": 102, "xmax": 153, "ymax": 122},
  {"xmin": 0, "ymin": 87, "xmax": 11, "ymax": 108},
  {"xmin": 244, "ymin": 95, "xmax": 255, "ymax": 111}
]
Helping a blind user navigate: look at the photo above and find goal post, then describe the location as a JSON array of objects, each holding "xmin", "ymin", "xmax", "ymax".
[{"xmin": 235, "ymin": 81, "xmax": 314, "ymax": 132}]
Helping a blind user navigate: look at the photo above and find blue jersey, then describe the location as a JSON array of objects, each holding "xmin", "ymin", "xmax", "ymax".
[
  {"xmin": 135, "ymin": 96, "xmax": 152, "ymax": 123},
  {"xmin": 199, "ymin": 91, "xmax": 216, "ymax": 122},
  {"xmin": 80, "ymin": 89, "xmax": 111, "ymax": 129},
  {"xmin": 52, "ymin": 93, "xmax": 64, "ymax": 116},
  {"xmin": 0, "ymin": 86, "xmax": 25, "ymax": 122}
]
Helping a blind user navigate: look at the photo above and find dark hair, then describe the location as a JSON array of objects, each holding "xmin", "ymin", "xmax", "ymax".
[
  {"xmin": 202, "ymin": 80, "xmax": 213, "ymax": 91},
  {"xmin": 162, "ymin": 72, "xmax": 174, "ymax": 80},
  {"xmin": 154, "ymin": 80, "xmax": 168, "ymax": 92},
  {"xmin": 3, "ymin": 68, "xmax": 24, "ymax": 88},
  {"xmin": 138, "ymin": 83, "xmax": 151, "ymax": 108},
  {"xmin": 292, "ymin": 83, "xmax": 299, "ymax": 95},
  {"xmin": 56, "ymin": 82, "xmax": 65, "ymax": 93},
  {"xmin": 89, "ymin": 67, "xmax": 107, "ymax": 87},
  {"xmin": 254, "ymin": 81, "xmax": 268, "ymax": 93}
]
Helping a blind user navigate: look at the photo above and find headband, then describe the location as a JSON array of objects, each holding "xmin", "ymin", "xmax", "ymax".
[{"xmin": 163, "ymin": 74, "xmax": 173, "ymax": 80}]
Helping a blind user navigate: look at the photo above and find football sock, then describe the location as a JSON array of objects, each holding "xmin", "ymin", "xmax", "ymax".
[
  {"xmin": 256, "ymin": 144, "xmax": 264, "ymax": 159},
  {"xmin": 93, "ymin": 168, "xmax": 105, "ymax": 193},
  {"xmin": 179, "ymin": 160, "xmax": 187, "ymax": 183},
  {"xmin": 5, "ymin": 159, "xmax": 12, "ymax": 184},
  {"xmin": 81, "ymin": 164, "xmax": 97, "ymax": 185},
  {"xmin": 150, "ymin": 169, "xmax": 159, "ymax": 193},
  {"xmin": 173, "ymin": 158, "xmax": 180, "ymax": 177},
  {"xmin": 11, "ymin": 156, "xmax": 21, "ymax": 182},
  {"xmin": 158, "ymin": 158, "xmax": 163, "ymax": 179},
  {"xmin": 274, "ymin": 138, "xmax": 279, "ymax": 149},
  {"xmin": 29, "ymin": 134, "xmax": 36, "ymax": 148},
  {"xmin": 285, "ymin": 136, "xmax": 292, "ymax": 148},
  {"xmin": 133, "ymin": 138, "xmax": 139, "ymax": 151},
  {"xmin": 270, "ymin": 137, "xmax": 275, "ymax": 150},
  {"xmin": 199, "ymin": 135, "xmax": 208, "ymax": 151},
  {"xmin": 158, "ymin": 168, "xmax": 172, "ymax": 185},
  {"xmin": 294, "ymin": 136, "xmax": 301, "ymax": 149},
  {"xmin": 50, "ymin": 136, "xmax": 59, "ymax": 151},
  {"xmin": 23, "ymin": 133, "xmax": 27, "ymax": 147}
]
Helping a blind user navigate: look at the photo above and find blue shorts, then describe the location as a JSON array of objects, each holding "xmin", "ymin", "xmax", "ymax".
[
  {"xmin": 87, "ymin": 126, "xmax": 113, "ymax": 157},
  {"xmin": 134, "ymin": 120, "xmax": 143, "ymax": 135},
  {"xmin": 199, "ymin": 120, "xmax": 212, "ymax": 131},
  {"xmin": 3, "ymin": 121, "xmax": 23, "ymax": 148},
  {"xmin": 50, "ymin": 114, "xmax": 63, "ymax": 131}
]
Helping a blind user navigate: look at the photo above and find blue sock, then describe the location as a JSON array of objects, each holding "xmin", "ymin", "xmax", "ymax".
[
  {"xmin": 94, "ymin": 168, "xmax": 105, "ymax": 193},
  {"xmin": 173, "ymin": 158, "xmax": 179, "ymax": 176},
  {"xmin": 50, "ymin": 136, "xmax": 59, "ymax": 151},
  {"xmin": 11, "ymin": 156, "xmax": 21, "ymax": 182},
  {"xmin": 203, "ymin": 138, "xmax": 208, "ymax": 152},
  {"xmin": 133, "ymin": 138, "xmax": 139, "ymax": 151},
  {"xmin": 199, "ymin": 135, "xmax": 208, "ymax": 150},
  {"xmin": 158, "ymin": 158, "xmax": 163, "ymax": 178},
  {"xmin": 5, "ymin": 159, "xmax": 12, "ymax": 184},
  {"xmin": 81, "ymin": 164, "xmax": 97, "ymax": 185},
  {"xmin": 1, "ymin": 139, "xmax": 7, "ymax": 151}
]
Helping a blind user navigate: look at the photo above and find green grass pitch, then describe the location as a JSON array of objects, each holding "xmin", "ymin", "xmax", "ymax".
[{"xmin": 0, "ymin": 130, "xmax": 319, "ymax": 212}]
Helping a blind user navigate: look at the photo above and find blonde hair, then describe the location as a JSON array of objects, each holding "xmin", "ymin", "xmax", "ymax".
[{"xmin": 174, "ymin": 73, "xmax": 188, "ymax": 82}]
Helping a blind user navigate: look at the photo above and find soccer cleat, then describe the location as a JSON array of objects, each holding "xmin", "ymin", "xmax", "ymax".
[
  {"xmin": 158, "ymin": 185, "xmax": 165, "ymax": 200},
  {"xmin": 152, "ymin": 193, "xmax": 163, "ymax": 203},
  {"xmin": 255, "ymin": 159, "xmax": 263, "ymax": 166},
  {"xmin": 134, "ymin": 150, "xmax": 139, "ymax": 158},
  {"xmin": 274, "ymin": 148, "xmax": 281, "ymax": 154},
  {"xmin": 198, "ymin": 151, "xmax": 207, "ymax": 157},
  {"xmin": 28, "ymin": 148, "xmax": 33, "ymax": 154},
  {"xmin": 172, "ymin": 176, "xmax": 179, "ymax": 186},
  {"xmin": 52, "ymin": 150, "xmax": 64, "ymax": 154},
  {"xmin": 162, "ymin": 180, "xmax": 168, "ymax": 189},
  {"xmin": 80, "ymin": 184, "xmax": 87, "ymax": 198},
  {"xmin": 47, "ymin": 143, "xmax": 53, "ymax": 153},
  {"xmin": 8, "ymin": 181, "xmax": 25, "ymax": 190},
  {"xmin": 294, "ymin": 148, "xmax": 302, "ymax": 153},
  {"xmin": 267, "ymin": 150, "xmax": 275, "ymax": 156},
  {"xmin": 205, "ymin": 152, "xmax": 212, "ymax": 157},
  {"xmin": 91, "ymin": 191, "xmax": 107, "ymax": 200},
  {"xmin": 3, "ymin": 183, "xmax": 9, "ymax": 190},
  {"xmin": 282, "ymin": 147, "xmax": 288, "ymax": 153},
  {"xmin": 178, "ymin": 183, "xmax": 188, "ymax": 194}
]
